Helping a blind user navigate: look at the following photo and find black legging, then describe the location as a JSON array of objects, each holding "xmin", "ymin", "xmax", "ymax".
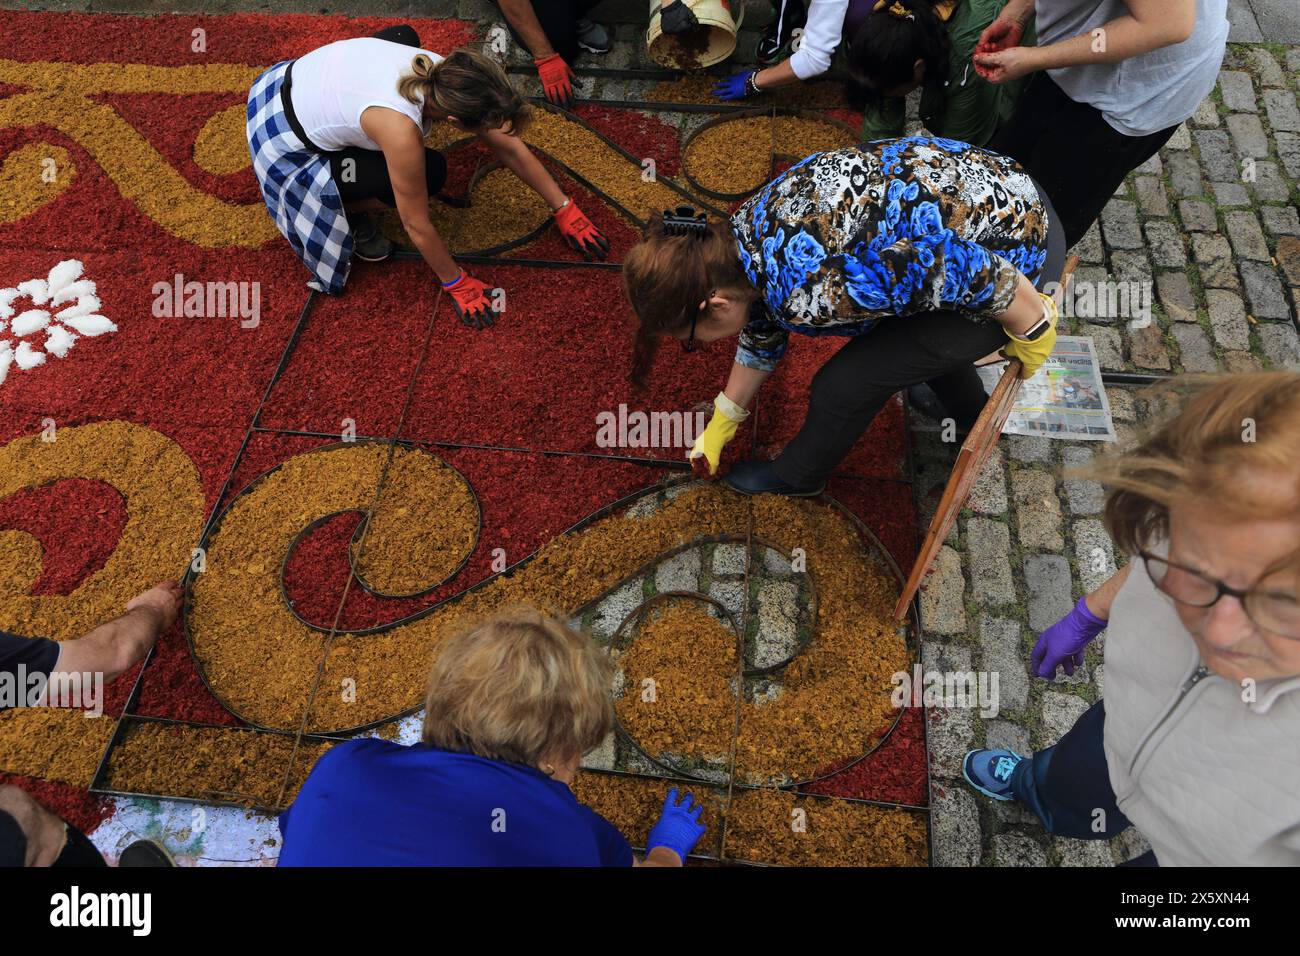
[
  {"xmin": 992, "ymin": 72, "xmax": 1178, "ymax": 249},
  {"xmin": 771, "ymin": 185, "xmax": 1067, "ymax": 489},
  {"xmin": 327, "ymin": 24, "xmax": 448, "ymax": 207}
]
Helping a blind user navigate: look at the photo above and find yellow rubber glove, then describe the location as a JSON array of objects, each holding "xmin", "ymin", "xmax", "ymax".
[
  {"xmin": 1002, "ymin": 292, "xmax": 1059, "ymax": 380},
  {"xmin": 689, "ymin": 392, "xmax": 749, "ymax": 476}
]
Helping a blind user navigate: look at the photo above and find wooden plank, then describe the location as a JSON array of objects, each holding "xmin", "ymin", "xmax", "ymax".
[{"xmin": 893, "ymin": 256, "xmax": 1080, "ymax": 621}]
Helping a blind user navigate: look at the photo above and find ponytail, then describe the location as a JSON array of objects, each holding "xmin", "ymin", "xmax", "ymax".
[
  {"xmin": 845, "ymin": 0, "xmax": 950, "ymax": 109},
  {"xmin": 398, "ymin": 47, "xmax": 531, "ymax": 135}
]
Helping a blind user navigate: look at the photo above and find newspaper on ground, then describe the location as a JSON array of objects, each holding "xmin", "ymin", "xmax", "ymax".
[{"xmin": 977, "ymin": 336, "xmax": 1117, "ymax": 442}]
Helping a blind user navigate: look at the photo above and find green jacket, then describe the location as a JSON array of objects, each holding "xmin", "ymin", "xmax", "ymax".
[{"xmin": 859, "ymin": 0, "xmax": 1035, "ymax": 147}]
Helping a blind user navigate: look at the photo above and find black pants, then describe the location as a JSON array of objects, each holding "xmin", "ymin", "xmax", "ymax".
[
  {"xmin": 493, "ymin": 0, "xmax": 599, "ymax": 63},
  {"xmin": 327, "ymin": 24, "xmax": 448, "ymax": 208},
  {"xmin": 992, "ymin": 73, "xmax": 1178, "ymax": 248},
  {"xmin": 772, "ymin": 184, "xmax": 1067, "ymax": 489}
]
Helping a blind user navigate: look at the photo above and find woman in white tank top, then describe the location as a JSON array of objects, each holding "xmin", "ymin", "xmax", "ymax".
[{"xmin": 247, "ymin": 25, "xmax": 609, "ymax": 324}]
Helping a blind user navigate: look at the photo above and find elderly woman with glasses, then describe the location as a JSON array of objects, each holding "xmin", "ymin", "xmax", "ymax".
[
  {"xmin": 963, "ymin": 371, "xmax": 1300, "ymax": 866},
  {"xmin": 621, "ymin": 136, "xmax": 1065, "ymax": 496}
]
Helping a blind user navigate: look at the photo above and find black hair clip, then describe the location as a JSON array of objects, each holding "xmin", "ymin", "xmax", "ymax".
[{"xmin": 662, "ymin": 205, "xmax": 708, "ymax": 238}]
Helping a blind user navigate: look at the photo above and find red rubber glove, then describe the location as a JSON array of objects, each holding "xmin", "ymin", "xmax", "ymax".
[
  {"xmin": 534, "ymin": 54, "xmax": 575, "ymax": 109},
  {"xmin": 443, "ymin": 272, "xmax": 500, "ymax": 330},
  {"xmin": 553, "ymin": 199, "xmax": 610, "ymax": 261}
]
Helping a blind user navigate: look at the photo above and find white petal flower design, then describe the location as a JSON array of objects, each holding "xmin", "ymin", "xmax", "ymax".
[{"xmin": 0, "ymin": 260, "xmax": 116, "ymax": 386}]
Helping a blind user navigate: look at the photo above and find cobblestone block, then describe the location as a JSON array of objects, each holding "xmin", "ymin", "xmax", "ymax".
[
  {"xmin": 1056, "ymin": 838, "xmax": 1116, "ymax": 867},
  {"xmin": 655, "ymin": 548, "xmax": 701, "ymax": 593},
  {"xmin": 1129, "ymin": 323, "xmax": 1172, "ymax": 371},
  {"xmin": 1072, "ymin": 518, "xmax": 1116, "ymax": 594},
  {"xmin": 1013, "ymin": 468, "xmax": 1064, "ymax": 551},
  {"xmin": 1246, "ymin": 47, "xmax": 1287, "ymax": 87},
  {"xmin": 1176, "ymin": 199, "xmax": 1217, "ymax": 232},
  {"xmin": 1156, "ymin": 271, "xmax": 1198, "ymax": 322},
  {"xmin": 920, "ymin": 545, "xmax": 967, "ymax": 636},
  {"xmin": 995, "ymin": 833, "xmax": 1049, "ymax": 867},
  {"xmin": 1211, "ymin": 181, "xmax": 1250, "ymax": 207},
  {"xmin": 1224, "ymin": 209, "xmax": 1270, "ymax": 260},
  {"xmin": 1144, "ymin": 221, "xmax": 1186, "ymax": 267},
  {"xmin": 1264, "ymin": 89, "xmax": 1300, "ymax": 133},
  {"xmin": 1277, "ymin": 132, "xmax": 1300, "ymax": 178},
  {"xmin": 1172, "ymin": 322, "xmax": 1218, "ymax": 372},
  {"xmin": 1061, "ymin": 446, "xmax": 1105, "ymax": 515},
  {"xmin": 1240, "ymin": 261, "xmax": 1293, "ymax": 319},
  {"xmin": 1165, "ymin": 150, "xmax": 1204, "ymax": 197},
  {"xmin": 1258, "ymin": 321, "xmax": 1300, "ymax": 369},
  {"xmin": 968, "ymin": 449, "xmax": 1009, "ymax": 516},
  {"xmin": 1190, "ymin": 98, "xmax": 1219, "ymax": 128},
  {"xmin": 1201, "ymin": 291, "xmax": 1253, "ymax": 356},
  {"xmin": 927, "ymin": 706, "xmax": 975, "ymax": 778},
  {"xmin": 1025, "ymin": 555, "xmax": 1073, "ymax": 633},
  {"xmin": 1193, "ymin": 129, "xmax": 1238, "ymax": 181},
  {"xmin": 755, "ymin": 581, "xmax": 800, "ymax": 668},
  {"xmin": 1008, "ymin": 434, "xmax": 1053, "ymax": 463},
  {"xmin": 712, "ymin": 543, "xmax": 747, "ymax": 576},
  {"xmin": 1217, "ymin": 70, "xmax": 1257, "ymax": 112},
  {"xmin": 1226, "ymin": 112, "xmax": 1269, "ymax": 157},
  {"xmin": 1250, "ymin": 161, "xmax": 1292, "ymax": 203},
  {"xmin": 1192, "ymin": 233, "xmax": 1239, "ymax": 289},
  {"xmin": 979, "ymin": 615, "xmax": 1029, "ymax": 713},
  {"xmin": 967, "ymin": 518, "xmax": 1017, "ymax": 608},
  {"xmin": 1082, "ymin": 324, "xmax": 1124, "ymax": 370},
  {"xmin": 589, "ymin": 579, "xmax": 645, "ymax": 639},
  {"xmin": 1133, "ymin": 175, "xmax": 1169, "ymax": 217},
  {"xmin": 1261, "ymin": 205, "xmax": 1300, "ymax": 236},
  {"xmin": 931, "ymin": 785, "xmax": 981, "ymax": 867}
]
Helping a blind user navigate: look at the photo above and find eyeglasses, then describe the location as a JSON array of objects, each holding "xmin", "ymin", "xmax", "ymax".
[
  {"xmin": 680, "ymin": 290, "xmax": 714, "ymax": 354},
  {"xmin": 1141, "ymin": 552, "xmax": 1300, "ymax": 640},
  {"xmin": 681, "ymin": 308, "xmax": 700, "ymax": 353}
]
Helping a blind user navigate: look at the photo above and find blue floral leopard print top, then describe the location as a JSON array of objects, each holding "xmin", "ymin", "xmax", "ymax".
[{"xmin": 730, "ymin": 136, "xmax": 1050, "ymax": 372}]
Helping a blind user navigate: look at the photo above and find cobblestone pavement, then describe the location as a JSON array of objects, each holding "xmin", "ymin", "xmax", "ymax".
[{"xmin": 15, "ymin": 0, "xmax": 1296, "ymax": 865}]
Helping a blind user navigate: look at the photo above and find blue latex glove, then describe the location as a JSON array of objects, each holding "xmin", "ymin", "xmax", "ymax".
[
  {"xmin": 713, "ymin": 70, "xmax": 756, "ymax": 102},
  {"xmin": 644, "ymin": 788, "xmax": 706, "ymax": 861},
  {"xmin": 1031, "ymin": 596, "xmax": 1107, "ymax": 679}
]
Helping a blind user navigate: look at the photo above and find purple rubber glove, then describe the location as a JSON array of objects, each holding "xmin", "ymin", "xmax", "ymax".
[
  {"xmin": 1031, "ymin": 596, "xmax": 1107, "ymax": 679},
  {"xmin": 712, "ymin": 70, "xmax": 756, "ymax": 101},
  {"xmin": 644, "ymin": 787, "xmax": 706, "ymax": 861}
]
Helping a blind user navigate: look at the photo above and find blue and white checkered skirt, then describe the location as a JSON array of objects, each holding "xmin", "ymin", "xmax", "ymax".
[{"xmin": 246, "ymin": 61, "xmax": 353, "ymax": 294}]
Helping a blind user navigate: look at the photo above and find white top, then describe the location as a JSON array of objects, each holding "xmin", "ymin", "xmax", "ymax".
[
  {"xmin": 787, "ymin": 0, "xmax": 852, "ymax": 80},
  {"xmin": 289, "ymin": 37, "xmax": 442, "ymax": 151}
]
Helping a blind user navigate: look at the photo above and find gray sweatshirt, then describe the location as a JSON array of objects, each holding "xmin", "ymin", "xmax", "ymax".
[
  {"xmin": 1103, "ymin": 550, "xmax": 1300, "ymax": 866},
  {"xmin": 1036, "ymin": 0, "xmax": 1230, "ymax": 135}
]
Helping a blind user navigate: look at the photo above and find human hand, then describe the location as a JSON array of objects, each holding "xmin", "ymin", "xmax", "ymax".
[
  {"xmin": 443, "ymin": 272, "xmax": 501, "ymax": 330},
  {"xmin": 1031, "ymin": 596, "xmax": 1108, "ymax": 679},
  {"xmin": 973, "ymin": 45, "xmax": 1037, "ymax": 84},
  {"xmin": 534, "ymin": 53, "xmax": 575, "ymax": 109},
  {"xmin": 660, "ymin": 0, "xmax": 700, "ymax": 35},
  {"xmin": 688, "ymin": 392, "xmax": 748, "ymax": 476},
  {"xmin": 712, "ymin": 71, "xmax": 757, "ymax": 102},
  {"xmin": 1001, "ymin": 292, "xmax": 1058, "ymax": 379},
  {"xmin": 553, "ymin": 199, "xmax": 610, "ymax": 261},
  {"xmin": 125, "ymin": 581, "xmax": 182, "ymax": 631},
  {"xmin": 644, "ymin": 787, "xmax": 706, "ymax": 862},
  {"xmin": 975, "ymin": 16, "xmax": 1025, "ymax": 57}
]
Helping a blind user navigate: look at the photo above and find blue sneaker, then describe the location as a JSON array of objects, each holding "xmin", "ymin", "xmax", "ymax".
[{"xmin": 962, "ymin": 748, "xmax": 1026, "ymax": 801}]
